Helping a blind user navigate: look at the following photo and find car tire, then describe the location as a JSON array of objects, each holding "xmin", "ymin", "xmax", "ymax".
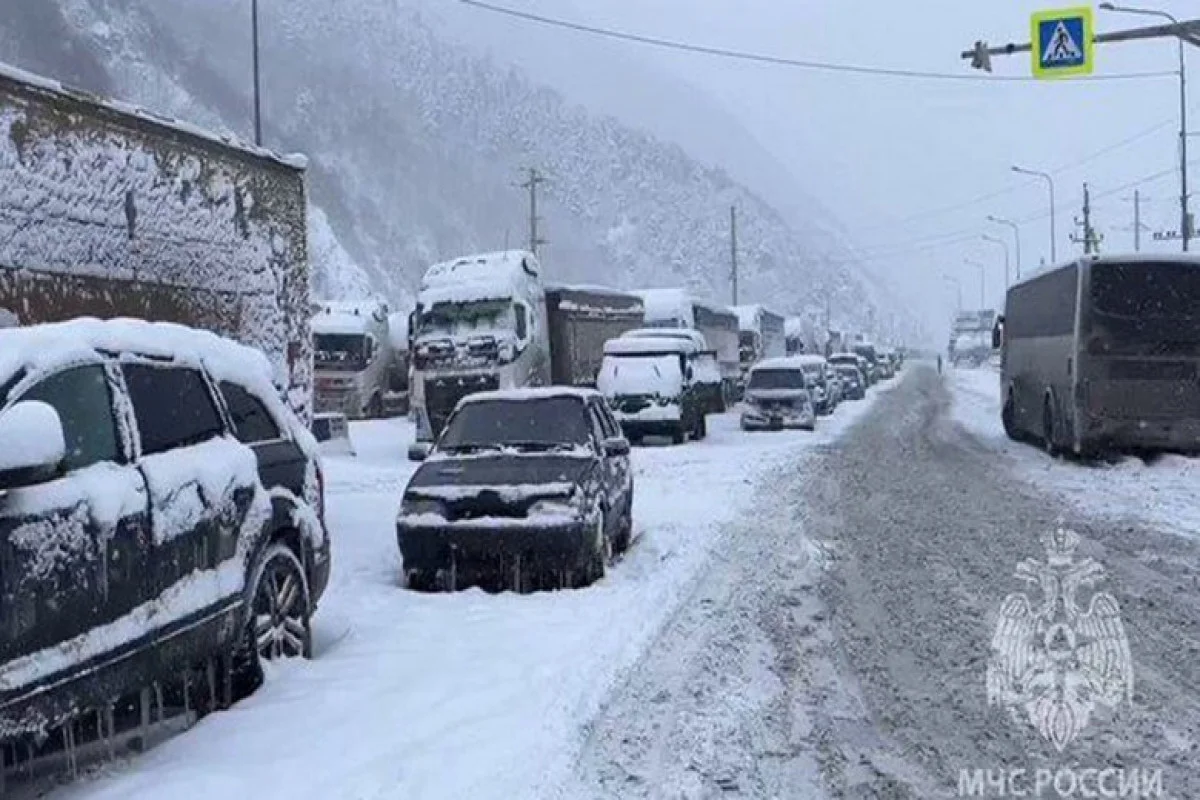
[
  {"xmin": 1002, "ymin": 391, "xmax": 1019, "ymax": 441},
  {"xmin": 1043, "ymin": 395, "xmax": 1059, "ymax": 456},
  {"xmin": 405, "ymin": 568, "xmax": 436, "ymax": 592},
  {"xmin": 695, "ymin": 414, "xmax": 707, "ymax": 440},
  {"xmin": 233, "ymin": 542, "xmax": 312, "ymax": 694},
  {"xmin": 581, "ymin": 509, "xmax": 610, "ymax": 587},
  {"xmin": 672, "ymin": 423, "xmax": 686, "ymax": 445},
  {"xmin": 615, "ymin": 492, "xmax": 633, "ymax": 554}
]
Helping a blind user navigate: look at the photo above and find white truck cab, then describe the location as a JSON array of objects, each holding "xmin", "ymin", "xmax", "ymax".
[
  {"xmin": 410, "ymin": 250, "xmax": 550, "ymax": 442},
  {"xmin": 312, "ymin": 299, "xmax": 392, "ymax": 418}
]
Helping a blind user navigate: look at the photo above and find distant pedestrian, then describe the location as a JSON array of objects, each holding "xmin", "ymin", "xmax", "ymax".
[{"xmin": 937, "ymin": 354, "xmax": 943, "ymax": 374}]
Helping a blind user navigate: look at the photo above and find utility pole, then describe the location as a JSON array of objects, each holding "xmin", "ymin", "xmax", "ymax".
[
  {"xmin": 1134, "ymin": 190, "xmax": 1142, "ymax": 251},
  {"xmin": 251, "ymin": 0, "xmax": 263, "ymax": 146},
  {"xmin": 1070, "ymin": 182, "xmax": 1102, "ymax": 254},
  {"xmin": 730, "ymin": 205, "xmax": 739, "ymax": 306},
  {"xmin": 521, "ymin": 168, "xmax": 548, "ymax": 255}
]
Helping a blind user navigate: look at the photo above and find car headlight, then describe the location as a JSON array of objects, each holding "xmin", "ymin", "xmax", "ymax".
[
  {"xmin": 400, "ymin": 495, "xmax": 445, "ymax": 518},
  {"xmin": 528, "ymin": 488, "xmax": 585, "ymax": 519}
]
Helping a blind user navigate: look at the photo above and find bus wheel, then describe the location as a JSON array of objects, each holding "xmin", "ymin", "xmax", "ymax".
[
  {"xmin": 1002, "ymin": 391, "xmax": 1018, "ymax": 441},
  {"xmin": 1042, "ymin": 396, "xmax": 1059, "ymax": 456}
]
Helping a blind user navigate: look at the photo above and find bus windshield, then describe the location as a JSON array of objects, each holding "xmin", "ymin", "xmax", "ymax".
[{"xmin": 1090, "ymin": 261, "xmax": 1200, "ymax": 355}]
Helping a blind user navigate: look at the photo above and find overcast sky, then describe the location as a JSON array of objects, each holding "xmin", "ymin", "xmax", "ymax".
[{"xmin": 434, "ymin": 0, "xmax": 1193, "ymax": 335}]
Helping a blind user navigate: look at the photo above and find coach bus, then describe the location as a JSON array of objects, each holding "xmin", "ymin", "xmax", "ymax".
[{"xmin": 994, "ymin": 254, "xmax": 1200, "ymax": 456}]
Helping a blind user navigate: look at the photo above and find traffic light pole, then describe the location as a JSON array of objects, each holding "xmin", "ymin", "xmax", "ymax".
[{"xmin": 963, "ymin": 19, "xmax": 1200, "ymax": 69}]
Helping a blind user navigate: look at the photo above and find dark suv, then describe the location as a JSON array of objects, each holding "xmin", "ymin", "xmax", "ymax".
[{"xmin": 0, "ymin": 319, "xmax": 330, "ymax": 753}]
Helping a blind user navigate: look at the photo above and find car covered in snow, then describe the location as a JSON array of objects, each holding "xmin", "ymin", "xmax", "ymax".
[
  {"xmin": 597, "ymin": 336, "xmax": 707, "ymax": 444},
  {"xmin": 833, "ymin": 362, "xmax": 866, "ymax": 400},
  {"xmin": 740, "ymin": 357, "xmax": 817, "ymax": 431},
  {"xmin": 397, "ymin": 387, "xmax": 633, "ymax": 592},
  {"xmin": 619, "ymin": 328, "xmax": 725, "ymax": 414},
  {"xmin": 790, "ymin": 355, "xmax": 838, "ymax": 416},
  {"xmin": 828, "ymin": 352, "xmax": 870, "ymax": 389},
  {"xmin": 0, "ymin": 318, "xmax": 330, "ymax": 747}
]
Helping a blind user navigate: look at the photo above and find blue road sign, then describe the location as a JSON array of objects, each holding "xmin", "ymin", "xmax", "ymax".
[{"xmin": 1031, "ymin": 7, "xmax": 1094, "ymax": 79}]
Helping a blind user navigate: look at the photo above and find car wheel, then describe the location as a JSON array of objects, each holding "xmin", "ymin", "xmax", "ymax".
[
  {"xmin": 581, "ymin": 509, "xmax": 609, "ymax": 587},
  {"xmin": 234, "ymin": 542, "xmax": 312, "ymax": 694},
  {"xmin": 1002, "ymin": 391, "xmax": 1018, "ymax": 441},
  {"xmin": 1043, "ymin": 395, "xmax": 1059, "ymax": 456},
  {"xmin": 405, "ymin": 568, "xmax": 436, "ymax": 592},
  {"xmin": 695, "ymin": 414, "xmax": 707, "ymax": 440},
  {"xmin": 614, "ymin": 492, "xmax": 633, "ymax": 554},
  {"xmin": 671, "ymin": 423, "xmax": 686, "ymax": 445}
]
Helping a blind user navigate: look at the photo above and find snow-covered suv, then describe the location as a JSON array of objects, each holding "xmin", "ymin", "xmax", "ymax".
[{"xmin": 0, "ymin": 318, "xmax": 330, "ymax": 744}]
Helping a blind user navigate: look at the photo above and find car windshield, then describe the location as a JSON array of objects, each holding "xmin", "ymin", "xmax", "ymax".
[
  {"xmin": 747, "ymin": 368, "xmax": 806, "ymax": 390},
  {"xmin": 418, "ymin": 299, "xmax": 515, "ymax": 338},
  {"xmin": 314, "ymin": 333, "xmax": 368, "ymax": 370},
  {"xmin": 437, "ymin": 396, "xmax": 590, "ymax": 452}
]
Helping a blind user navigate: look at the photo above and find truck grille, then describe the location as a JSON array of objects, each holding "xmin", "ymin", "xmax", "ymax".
[{"xmin": 425, "ymin": 374, "xmax": 500, "ymax": 437}]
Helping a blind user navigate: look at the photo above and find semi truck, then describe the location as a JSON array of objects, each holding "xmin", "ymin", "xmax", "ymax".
[
  {"xmin": 0, "ymin": 62, "xmax": 313, "ymax": 420},
  {"xmin": 636, "ymin": 288, "xmax": 740, "ymax": 401},
  {"xmin": 408, "ymin": 251, "xmax": 645, "ymax": 446},
  {"xmin": 311, "ymin": 298, "xmax": 394, "ymax": 418},
  {"xmin": 733, "ymin": 304, "xmax": 786, "ymax": 382},
  {"xmin": 949, "ymin": 308, "xmax": 998, "ymax": 368}
]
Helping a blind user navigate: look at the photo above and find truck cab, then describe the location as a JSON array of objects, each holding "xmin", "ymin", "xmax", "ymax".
[
  {"xmin": 410, "ymin": 251, "xmax": 550, "ymax": 442},
  {"xmin": 312, "ymin": 300, "xmax": 393, "ymax": 419}
]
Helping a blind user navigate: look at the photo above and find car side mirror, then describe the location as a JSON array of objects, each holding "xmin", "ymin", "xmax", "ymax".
[
  {"xmin": 602, "ymin": 436, "xmax": 630, "ymax": 457},
  {"xmin": 0, "ymin": 401, "xmax": 66, "ymax": 490},
  {"xmin": 407, "ymin": 442, "xmax": 432, "ymax": 462}
]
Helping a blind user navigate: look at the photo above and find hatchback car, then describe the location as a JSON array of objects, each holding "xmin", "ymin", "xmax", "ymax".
[
  {"xmin": 397, "ymin": 387, "xmax": 633, "ymax": 592},
  {"xmin": 740, "ymin": 357, "xmax": 816, "ymax": 431},
  {"xmin": 0, "ymin": 318, "xmax": 330, "ymax": 748}
]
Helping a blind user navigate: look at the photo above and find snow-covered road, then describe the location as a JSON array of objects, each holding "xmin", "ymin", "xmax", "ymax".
[
  {"xmin": 55, "ymin": 384, "xmax": 892, "ymax": 800},
  {"xmin": 950, "ymin": 365, "xmax": 1200, "ymax": 542}
]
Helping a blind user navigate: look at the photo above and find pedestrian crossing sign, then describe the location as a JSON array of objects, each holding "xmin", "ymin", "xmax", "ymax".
[{"xmin": 1031, "ymin": 7, "xmax": 1094, "ymax": 79}]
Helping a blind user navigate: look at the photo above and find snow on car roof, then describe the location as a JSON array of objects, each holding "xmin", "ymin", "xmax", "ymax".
[
  {"xmin": 457, "ymin": 386, "xmax": 602, "ymax": 406},
  {"xmin": 0, "ymin": 317, "xmax": 282, "ymax": 406},
  {"xmin": 605, "ymin": 336, "xmax": 695, "ymax": 355},
  {"xmin": 621, "ymin": 327, "xmax": 706, "ymax": 347},
  {"xmin": 0, "ymin": 60, "xmax": 307, "ymax": 170}
]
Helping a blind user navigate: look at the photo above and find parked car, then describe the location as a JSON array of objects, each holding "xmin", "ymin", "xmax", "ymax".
[
  {"xmin": 0, "ymin": 318, "xmax": 330, "ymax": 748},
  {"xmin": 620, "ymin": 328, "xmax": 725, "ymax": 413},
  {"xmin": 792, "ymin": 355, "xmax": 836, "ymax": 416},
  {"xmin": 822, "ymin": 362, "xmax": 844, "ymax": 411},
  {"xmin": 828, "ymin": 352, "xmax": 870, "ymax": 389},
  {"xmin": 598, "ymin": 336, "xmax": 707, "ymax": 444},
  {"xmin": 740, "ymin": 357, "xmax": 816, "ymax": 431},
  {"xmin": 833, "ymin": 362, "xmax": 866, "ymax": 400},
  {"xmin": 397, "ymin": 387, "xmax": 633, "ymax": 592}
]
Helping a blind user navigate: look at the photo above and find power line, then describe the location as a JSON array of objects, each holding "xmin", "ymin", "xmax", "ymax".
[
  {"xmin": 459, "ymin": 0, "xmax": 1176, "ymax": 84},
  {"xmin": 858, "ymin": 118, "xmax": 1177, "ymax": 235}
]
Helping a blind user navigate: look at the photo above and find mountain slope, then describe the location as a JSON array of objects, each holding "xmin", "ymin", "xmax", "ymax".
[{"xmin": 0, "ymin": 0, "xmax": 881, "ymax": 331}]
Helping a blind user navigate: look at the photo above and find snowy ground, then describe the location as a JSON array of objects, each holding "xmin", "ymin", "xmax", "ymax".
[
  {"xmin": 948, "ymin": 365, "xmax": 1200, "ymax": 542},
  {"xmin": 55, "ymin": 382, "xmax": 896, "ymax": 800}
]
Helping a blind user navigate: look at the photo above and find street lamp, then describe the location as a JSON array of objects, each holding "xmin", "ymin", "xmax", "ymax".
[
  {"xmin": 987, "ymin": 215, "xmax": 1022, "ymax": 279},
  {"xmin": 982, "ymin": 234, "xmax": 1010, "ymax": 292},
  {"xmin": 1100, "ymin": 3, "xmax": 1189, "ymax": 251},
  {"xmin": 1013, "ymin": 166, "xmax": 1057, "ymax": 263},
  {"xmin": 964, "ymin": 257, "xmax": 986, "ymax": 309},
  {"xmin": 252, "ymin": 0, "xmax": 263, "ymax": 146}
]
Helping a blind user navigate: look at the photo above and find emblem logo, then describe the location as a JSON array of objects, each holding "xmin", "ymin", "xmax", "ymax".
[{"xmin": 987, "ymin": 526, "xmax": 1133, "ymax": 751}]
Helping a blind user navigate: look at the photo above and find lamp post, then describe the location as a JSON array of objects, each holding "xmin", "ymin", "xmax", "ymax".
[
  {"xmin": 987, "ymin": 215, "xmax": 1022, "ymax": 279},
  {"xmin": 1100, "ymin": 3, "xmax": 1189, "ymax": 250},
  {"xmin": 252, "ymin": 0, "xmax": 263, "ymax": 146},
  {"xmin": 964, "ymin": 257, "xmax": 986, "ymax": 309},
  {"xmin": 982, "ymin": 234, "xmax": 1010, "ymax": 293},
  {"xmin": 1013, "ymin": 166, "xmax": 1057, "ymax": 263}
]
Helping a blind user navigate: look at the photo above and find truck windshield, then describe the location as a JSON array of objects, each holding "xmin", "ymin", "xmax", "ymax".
[
  {"xmin": 748, "ymin": 369, "xmax": 806, "ymax": 390},
  {"xmin": 419, "ymin": 299, "xmax": 515, "ymax": 338},
  {"xmin": 1090, "ymin": 261, "xmax": 1200, "ymax": 356},
  {"xmin": 314, "ymin": 334, "xmax": 368, "ymax": 370},
  {"xmin": 438, "ymin": 396, "xmax": 590, "ymax": 451}
]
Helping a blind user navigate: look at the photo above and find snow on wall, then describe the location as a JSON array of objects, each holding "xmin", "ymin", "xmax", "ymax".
[{"xmin": 0, "ymin": 71, "xmax": 313, "ymax": 421}]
